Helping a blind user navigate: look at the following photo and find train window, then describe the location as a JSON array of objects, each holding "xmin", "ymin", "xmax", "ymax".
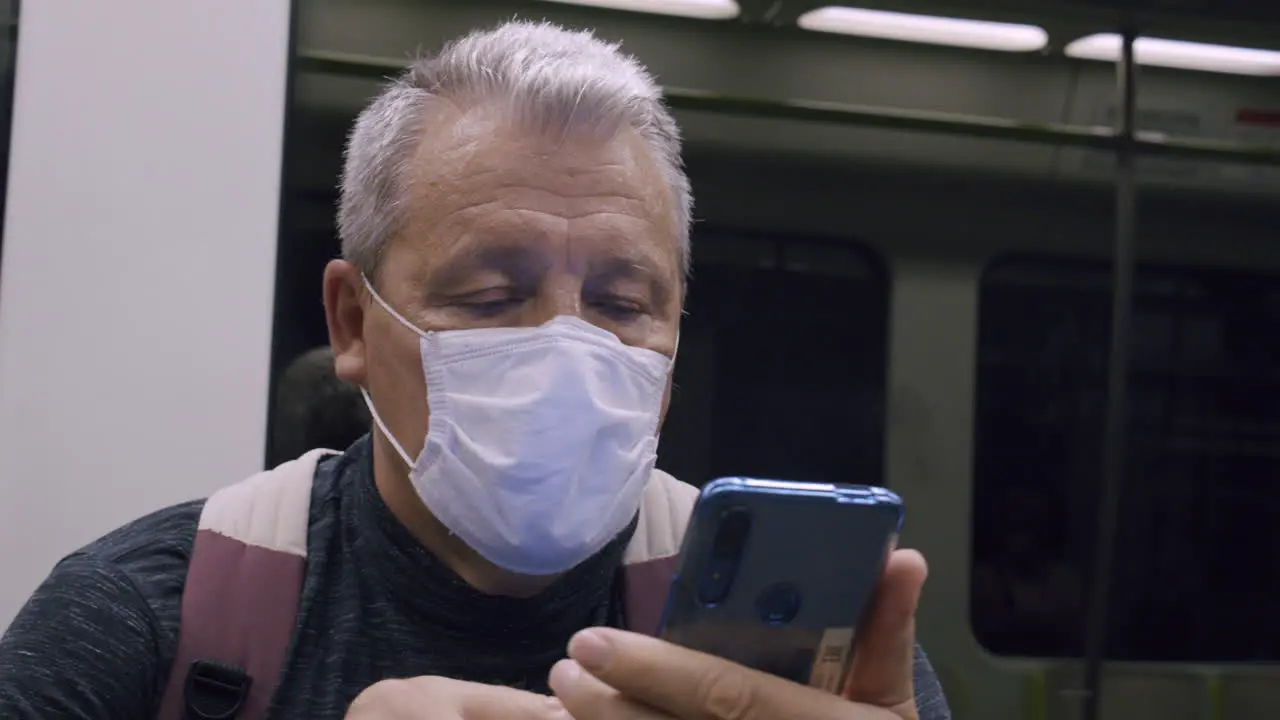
[
  {"xmin": 971, "ymin": 254, "xmax": 1280, "ymax": 662},
  {"xmin": 656, "ymin": 230, "xmax": 888, "ymax": 488}
]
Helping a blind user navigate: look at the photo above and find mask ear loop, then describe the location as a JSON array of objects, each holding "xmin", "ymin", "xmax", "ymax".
[
  {"xmin": 360, "ymin": 388, "xmax": 416, "ymax": 470},
  {"xmin": 358, "ymin": 274, "xmax": 428, "ymax": 470},
  {"xmin": 362, "ymin": 274, "xmax": 431, "ymax": 341}
]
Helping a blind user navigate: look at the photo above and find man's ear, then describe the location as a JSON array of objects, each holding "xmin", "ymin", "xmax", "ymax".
[{"xmin": 323, "ymin": 259, "xmax": 368, "ymax": 386}]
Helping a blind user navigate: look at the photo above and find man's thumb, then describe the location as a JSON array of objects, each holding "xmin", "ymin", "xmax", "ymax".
[{"xmin": 842, "ymin": 548, "xmax": 927, "ymax": 707}]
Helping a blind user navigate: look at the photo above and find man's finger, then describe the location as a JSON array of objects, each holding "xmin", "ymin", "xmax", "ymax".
[
  {"xmin": 346, "ymin": 677, "xmax": 567, "ymax": 720},
  {"xmin": 564, "ymin": 628, "xmax": 896, "ymax": 720},
  {"xmin": 842, "ymin": 549, "xmax": 927, "ymax": 707},
  {"xmin": 433, "ymin": 677, "xmax": 569, "ymax": 720},
  {"xmin": 549, "ymin": 659, "xmax": 671, "ymax": 720}
]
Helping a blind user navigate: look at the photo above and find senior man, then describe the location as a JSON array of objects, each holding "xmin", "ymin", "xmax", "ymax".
[{"xmin": 0, "ymin": 21, "xmax": 950, "ymax": 720}]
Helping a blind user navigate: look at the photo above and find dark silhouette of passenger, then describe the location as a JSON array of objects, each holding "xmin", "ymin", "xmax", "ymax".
[{"xmin": 270, "ymin": 346, "xmax": 370, "ymax": 466}]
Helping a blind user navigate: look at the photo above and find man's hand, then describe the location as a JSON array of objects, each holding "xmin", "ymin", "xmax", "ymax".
[
  {"xmin": 345, "ymin": 676, "xmax": 571, "ymax": 720},
  {"xmin": 549, "ymin": 548, "xmax": 928, "ymax": 720}
]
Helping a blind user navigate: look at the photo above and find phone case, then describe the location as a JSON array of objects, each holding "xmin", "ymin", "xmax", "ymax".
[{"xmin": 658, "ymin": 477, "xmax": 904, "ymax": 692}]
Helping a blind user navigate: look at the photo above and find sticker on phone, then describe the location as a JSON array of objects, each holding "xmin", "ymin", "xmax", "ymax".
[{"xmin": 807, "ymin": 627, "xmax": 855, "ymax": 694}]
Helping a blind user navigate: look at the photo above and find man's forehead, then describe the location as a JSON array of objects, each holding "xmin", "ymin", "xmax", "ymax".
[
  {"xmin": 408, "ymin": 106, "xmax": 658, "ymax": 200},
  {"xmin": 395, "ymin": 105, "xmax": 681, "ymax": 282}
]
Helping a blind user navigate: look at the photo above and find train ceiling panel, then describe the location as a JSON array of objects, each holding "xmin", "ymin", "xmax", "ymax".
[{"xmin": 292, "ymin": 0, "xmax": 1280, "ymax": 200}]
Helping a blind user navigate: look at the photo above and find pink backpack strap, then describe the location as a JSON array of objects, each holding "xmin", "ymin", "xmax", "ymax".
[
  {"xmin": 621, "ymin": 469, "xmax": 699, "ymax": 636},
  {"xmin": 156, "ymin": 449, "xmax": 335, "ymax": 720}
]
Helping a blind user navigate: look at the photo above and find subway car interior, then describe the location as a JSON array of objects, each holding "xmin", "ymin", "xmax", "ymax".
[{"xmin": 262, "ymin": 0, "xmax": 1280, "ymax": 718}]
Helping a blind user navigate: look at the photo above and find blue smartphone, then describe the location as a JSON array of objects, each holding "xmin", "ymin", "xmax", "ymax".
[{"xmin": 658, "ymin": 477, "xmax": 904, "ymax": 693}]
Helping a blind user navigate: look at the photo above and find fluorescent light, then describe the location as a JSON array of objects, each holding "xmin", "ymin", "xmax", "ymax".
[
  {"xmin": 538, "ymin": 0, "xmax": 740, "ymax": 20},
  {"xmin": 797, "ymin": 7, "xmax": 1048, "ymax": 53},
  {"xmin": 1065, "ymin": 34, "xmax": 1280, "ymax": 76}
]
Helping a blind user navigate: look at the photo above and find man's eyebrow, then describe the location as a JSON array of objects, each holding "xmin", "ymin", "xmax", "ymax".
[
  {"xmin": 589, "ymin": 255, "xmax": 674, "ymax": 307},
  {"xmin": 425, "ymin": 243, "xmax": 547, "ymax": 292}
]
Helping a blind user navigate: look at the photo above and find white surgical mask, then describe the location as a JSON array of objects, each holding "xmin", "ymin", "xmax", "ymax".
[{"xmin": 360, "ymin": 278, "xmax": 674, "ymax": 575}]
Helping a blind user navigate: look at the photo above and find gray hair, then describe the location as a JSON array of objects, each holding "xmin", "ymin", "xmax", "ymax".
[{"xmin": 338, "ymin": 20, "xmax": 693, "ymax": 279}]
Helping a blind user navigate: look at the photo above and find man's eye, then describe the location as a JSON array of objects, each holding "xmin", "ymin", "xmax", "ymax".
[
  {"xmin": 592, "ymin": 299, "xmax": 645, "ymax": 321},
  {"xmin": 461, "ymin": 298, "xmax": 522, "ymax": 317}
]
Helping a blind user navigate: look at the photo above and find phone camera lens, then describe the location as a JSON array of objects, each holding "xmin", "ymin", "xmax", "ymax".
[
  {"xmin": 696, "ymin": 507, "xmax": 751, "ymax": 606},
  {"xmin": 756, "ymin": 582, "xmax": 803, "ymax": 626},
  {"xmin": 711, "ymin": 507, "xmax": 751, "ymax": 558}
]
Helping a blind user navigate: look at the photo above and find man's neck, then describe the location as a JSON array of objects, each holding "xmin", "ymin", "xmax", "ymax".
[{"xmin": 370, "ymin": 435, "xmax": 562, "ymax": 598}]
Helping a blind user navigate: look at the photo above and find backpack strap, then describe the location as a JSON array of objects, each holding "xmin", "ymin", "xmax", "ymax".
[
  {"xmin": 156, "ymin": 456, "xmax": 692, "ymax": 719},
  {"xmin": 156, "ymin": 449, "xmax": 335, "ymax": 720},
  {"xmin": 621, "ymin": 468, "xmax": 699, "ymax": 636}
]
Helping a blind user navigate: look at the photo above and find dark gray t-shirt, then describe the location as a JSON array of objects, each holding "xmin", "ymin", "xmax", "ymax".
[{"xmin": 0, "ymin": 438, "xmax": 951, "ymax": 719}]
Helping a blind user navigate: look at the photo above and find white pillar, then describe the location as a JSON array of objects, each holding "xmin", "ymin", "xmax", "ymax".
[{"xmin": 0, "ymin": 0, "xmax": 292, "ymax": 628}]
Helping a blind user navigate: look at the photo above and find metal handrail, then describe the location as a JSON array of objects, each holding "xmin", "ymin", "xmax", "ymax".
[
  {"xmin": 1081, "ymin": 25, "xmax": 1138, "ymax": 720},
  {"xmin": 297, "ymin": 49, "xmax": 1280, "ymax": 168}
]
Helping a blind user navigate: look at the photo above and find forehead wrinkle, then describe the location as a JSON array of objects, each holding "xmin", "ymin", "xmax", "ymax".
[
  {"xmin": 440, "ymin": 146, "xmax": 642, "ymax": 201},
  {"xmin": 409, "ymin": 145, "xmax": 644, "ymax": 227},
  {"xmin": 414, "ymin": 103, "xmax": 648, "ymax": 188},
  {"xmin": 410, "ymin": 155, "xmax": 656, "ymax": 238}
]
